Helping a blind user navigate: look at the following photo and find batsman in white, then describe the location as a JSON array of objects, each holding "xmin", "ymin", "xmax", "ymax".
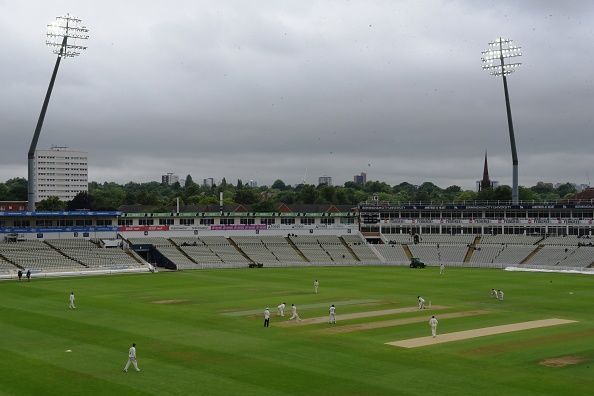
[
  {"xmin": 417, "ymin": 296, "xmax": 426, "ymax": 309},
  {"xmin": 277, "ymin": 302, "xmax": 286, "ymax": 317},
  {"xmin": 289, "ymin": 304, "xmax": 302, "ymax": 321}
]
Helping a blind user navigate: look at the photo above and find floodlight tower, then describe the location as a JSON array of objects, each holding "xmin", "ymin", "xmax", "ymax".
[
  {"xmin": 481, "ymin": 37, "xmax": 522, "ymax": 205},
  {"xmin": 27, "ymin": 14, "xmax": 89, "ymax": 211}
]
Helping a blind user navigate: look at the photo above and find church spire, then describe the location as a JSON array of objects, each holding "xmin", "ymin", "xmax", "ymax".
[{"xmin": 480, "ymin": 151, "xmax": 491, "ymax": 191}]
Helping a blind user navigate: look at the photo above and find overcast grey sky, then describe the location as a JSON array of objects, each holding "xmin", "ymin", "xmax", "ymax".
[{"xmin": 1, "ymin": 0, "xmax": 593, "ymax": 189}]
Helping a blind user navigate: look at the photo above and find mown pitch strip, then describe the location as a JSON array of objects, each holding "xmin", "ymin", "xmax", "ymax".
[
  {"xmin": 322, "ymin": 310, "xmax": 490, "ymax": 334},
  {"xmin": 221, "ymin": 299, "xmax": 379, "ymax": 316},
  {"xmin": 276, "ymin": 305, "xmax": 449, "ymax": 327},
  {"xmin": 386, "ymin": 318, "xmax": 578, "ymax": 348}
]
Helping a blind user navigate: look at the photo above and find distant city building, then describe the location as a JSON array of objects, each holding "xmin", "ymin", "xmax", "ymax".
[
  {"xmin": 318, "ymin": 176, "xmax": 333, "ymax": 186},
  {"xmin": 32, "ymin": 146, "xmax": 88, "ymax": 203},
  {"xmin": 476, "ymin": 152, "xmax": 498, "ymax": 192},
  {"xmin": 353, "ymin": 172, "xmax": 367, "ymax": 185},
  {"xmin": 203, "ymin": 178, "xmax": 214, "ymax": 188},
  {"xmin": 162, "ymin": 173, "xmax": 179, "ymax": 186},
  {"xmin": 248, "ymin": 180, "xmax": 258, "ymax": 187}
]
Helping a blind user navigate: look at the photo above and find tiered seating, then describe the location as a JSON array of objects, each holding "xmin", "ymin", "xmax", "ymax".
[
  {"xmin": 384, "ymin": 234, "xmax": 414, "ymax": 244},
  {"xmin": 525, "ymin": 247, "xmax": 578, "ymax": 266},
  {"xmin": 557, "ymin": 247, "xmax": 594, "ymax": 267},
  {"xmin": 341, "ymin": 235, "xmax": 381, "ymax": 262},
  {"xmin": 231, "ymin": 237, "xmax": 278, "ymax": 264},
  {"xmin": 417, "ymin": 234, "xmax": 476, "ymax": 245},
  {"xmin": 199, "ymin": 236, "xmax": 249, "ymax": 264},
  {"xmin": 171, "ymin": 238, "xmax": 223, "ymax": 266},
  {"xmin": 0, "ymin": 241, "xmax": 82, "ymax": 271},
  {"xmin": 408, "ymin": 244, "xmax": 466, "ymax": 264},
  {"xmin": 0, "ymin": 255, "xmax": 17, "ymax": 272},
  {"xmin": 127, "ymin": 237, "xmax": 171, "ymax": 246},
  {"xmin": 492, "ymin": 245, "xmax": 537, "ymax": 264},
  {"xmin": 480, "ymin": 234, "xmax": 542, "ymax": 245},
  {"xmin": 158, "ymin": 245, "xmax": 197, "ymax": 268},
  {"xmin": 541, "ymin": 235, "xmax": 582, "ymax": 246},
  {"xmin": 315, "ymin": 235, "xmax": 356, "ymax": 262},
  {"xmin": 48, "ymin": 239, "xmax": 100, "ymax": 249},
  {"xmin": 469, "ymin": 245, "xmax": 505, "ymax": 264},
  {"xmin": 46, "ymin": 239, "xmax": 141, "ymax": 268},
  {"xmin": 259, "ymin": 236, "xmax": 305, "ymax": 263},
  {"xmin": 128, "ymin": 237, "xmax": 195, "ymax": 267},
  {"xmin": 375, "ymin": 244, "xmax": 409, "ymax": 263},
  {"xmin": 289, "ymin": 236, "xmax": 332, "ymax": 262}
]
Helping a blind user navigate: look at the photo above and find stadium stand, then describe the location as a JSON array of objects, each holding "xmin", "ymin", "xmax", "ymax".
[
  {"xmin": 479, "ymin": 234, "xmax": 543, "ymax": 245},
  {"xmin": 408, "ymin": 244, "xmax": 467, "ymax": 264},
  {"xmin": 289, "ymin": 235, "xmax": 333, "ymax": 262},
  {"xmin": 341, "ymin": 234, "xmax": 382, "ymax": 262},
  {"xmin": 469, "ymin": 245, "xmax": 505, "ymax": 264},
  {"xmin": 541, "ymin": 235, "xmax": 588, "ymax": 246},
  {"xmin": 384, "ymin": 234, "xmax": 414, "ymax": 244},
  {"xmin": 0, "ymin": 240, "xmax": 83, "ymax": 271},
  {"xmin": 199, "ymin": 236, "xmax": 250, "ymax": 265},
  {"xmin": 128, "ymin": 237, "xmax": 196, "ymax": 268},
  {"xmin": 374, "ymin": 244, "xmax": 409, "ymax": 263},
  {"xmin": 525, "ymin": 246, "xmax": 578, "ymax": 266},
  {"xmin": 45, "ymin": 239, "xmax": 141, "ymax": 269},
  {"xmin": 259, "ymin": 236, "xmax": 305, "ymax": 263},
  {"xmin": 0, "ymin": 254, "xmax": 17, "ymax": 272},
  {"xmin": 416, "ymin": 234, "xmax": 476, "ymax": 245},
  {"xmin": 557, "ymin": 247, "xmax": 594, "ymax": 267},
  {"xmin": 315, "ymin": 235, "xmax": 357, "ymax": 262},
  {"xmin": 170, "ymin": 238, "xmax": 223, "ymax": 267},
  {"xmin": 231, "ymin": 236, "xmax": 278, "ymax": 264},
  {"xmin": 119, "ymin": 232, "xmax": 590, "ymax": 270},
  {"xmin": 490, "ymin": 245, "xmax": 538, "ymax": 264}
]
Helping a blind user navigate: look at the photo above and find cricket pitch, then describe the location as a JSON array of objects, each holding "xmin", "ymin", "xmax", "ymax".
[
  {"xmin": 276, "ymin": 305, "xmax": 448, "ymax": 327},
  {"xmin": 386, "ymin": 318, "xmax": 578, "ymax": 348}
]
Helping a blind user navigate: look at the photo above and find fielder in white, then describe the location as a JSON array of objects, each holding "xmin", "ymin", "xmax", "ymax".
[
  {"xmin": 429, "ymin": 315, "xmax": 439, "ymax": 338},
  {"xmin": 289, "ymin": 304, "xmax": 301, "ymax": 321},
  {"xmin": 328, "ymin": 304, "xmax": 336, "ymax": 324},
  {"xmin": 277, "ymin": 302, "xmax": 286, "ymax": 317},
  {"xmin": 68, "ymin": 291, "xmax": 76, "ymax": 309},
  {"xmin": 314, "ymin": 280, "xmax": 319, "ymax": 294},
  {"xmin": 417, "ymin": 296, "xmax": 425, "ymax": 309},
  {"xmin": 498, "ymin": 290, "xmax": 504, "ymax": 300},
  {"xmin": 123, "ymin": 343, "xmax": 141, "ymax": 373},
  {"xmin": 439, "ymin": 262, "xmax": 445, "ymax": 275}
]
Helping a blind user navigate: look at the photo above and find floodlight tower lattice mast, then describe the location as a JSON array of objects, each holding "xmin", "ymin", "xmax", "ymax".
[
  {"xmin": 27, "ymin": 14, "xmax": 89, "ymax": 211},
  {"xmin": 481, "ymin": 37, "xmax": 522, "ymax": 205}
]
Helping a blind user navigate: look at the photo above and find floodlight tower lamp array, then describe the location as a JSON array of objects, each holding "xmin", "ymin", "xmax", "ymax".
[
  {"xmin": 27, "ymin": 14, "xmax": 89, "ymax": 211},
  {"xmin": 481, "ymin": 37, "xmax": 523, "ymax": 205}
]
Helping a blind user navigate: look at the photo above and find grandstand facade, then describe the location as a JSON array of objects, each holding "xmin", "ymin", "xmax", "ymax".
[
  {"xmin": 359, "ymin": 201, "xmax": 593, "ymax": 236},
  {"xmin": 0, "ymin": 201, "xmax": 592, "ymax": 277}
]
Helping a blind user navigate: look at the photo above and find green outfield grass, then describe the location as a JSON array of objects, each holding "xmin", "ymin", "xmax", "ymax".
[{"xmin": 1, "ymin": 267, "xmax": 593, "ymax": 395}]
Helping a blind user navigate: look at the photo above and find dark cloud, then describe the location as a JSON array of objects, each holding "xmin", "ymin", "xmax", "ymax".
[{"xmin": 0, "ymin": 0, "xmax": 593, "ymax": 189}]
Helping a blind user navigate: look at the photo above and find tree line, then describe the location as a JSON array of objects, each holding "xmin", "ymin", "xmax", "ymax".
[{"xmin": 0, "ymin": 176, "xmax": 580, "ymax": 212}]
